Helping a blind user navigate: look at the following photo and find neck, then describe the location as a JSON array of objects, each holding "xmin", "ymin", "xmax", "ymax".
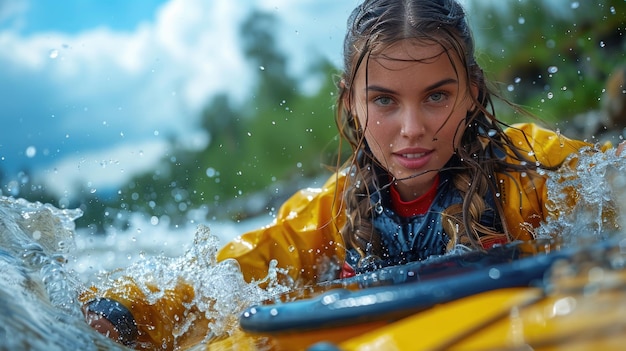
[
  {"xmin": 392, "ymin": 173, "xmax": 439, "ymax": 202},
  {"xmin": 390, "ymin": 174, "xmax": 440, "ymax": 218}
]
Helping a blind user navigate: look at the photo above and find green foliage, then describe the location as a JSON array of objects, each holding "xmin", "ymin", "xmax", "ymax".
[
  {"xmin": 188, "ymin": 60, "xmax": 341, "ymax": 218},
  {"xmin": 469, "ymin": 0, "xmax": 625, "ymax": 123},
  {"xmin": 105, "ymin": 10, "xmax": 343, "ymax": 228}
]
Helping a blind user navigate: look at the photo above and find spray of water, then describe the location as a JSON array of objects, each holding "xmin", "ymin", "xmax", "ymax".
[
  {"xmin": 538, "ymin": 146, "xmax": 626, "ymax": 244},
  {"xmin": 89, "ymin": 224, "xmax": 293, "ymax": 348},
  {"xmin": 0, "ymin": 196, "xmax": 125, "ymax": 350},
  {"xmin": 507, "ymin": 147, "xmax": 626, "ymax": 348}
]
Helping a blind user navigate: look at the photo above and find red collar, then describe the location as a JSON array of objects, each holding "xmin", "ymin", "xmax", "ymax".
[{"xmin": 390, "ymin": 175, "xmax": 439, "ymax": 218}]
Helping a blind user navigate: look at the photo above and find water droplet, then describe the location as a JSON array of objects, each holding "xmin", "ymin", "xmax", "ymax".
[
  {"xmin": 552, "ymin": 296, "xmax": 576, "ymax": 316},
  {"xmin": 49, "ymin": 49, "xmax": 59, "ymax": 59},
  {"xmin": 548, "ymin": 66, "xmax": 558, "ymax": 74},
  {"xmin": 489, "ymin": 268, "xmax": 501, "ymax": 279},
  {"xmin": 25, "ymin": 146, "xmax": 36, "ymax": 158},
  {"xmin": 571, "ymin": 2, "xmax": 580, "ymax": 9},
  {"xmin": 259, "ymin": 66, "xmax": 265, "ymax": 71},
  {"xmin": 206, "ymin": 167, "xmax": 216, "ymax": 178}
]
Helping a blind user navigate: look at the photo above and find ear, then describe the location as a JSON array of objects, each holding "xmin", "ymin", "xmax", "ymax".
[
  {"xmin": 340, "ymin": 79, "xmax": 351, "ymax": 108},
  {"xmin": 339, "ymin": 78, "xmax": 346, "ymax": 90}
]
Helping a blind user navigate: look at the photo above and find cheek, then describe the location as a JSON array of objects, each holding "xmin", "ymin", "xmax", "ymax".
[
  {"xmin": 363, "ymin": 124, "xmax": 380, "ymax": 146},
  {"xmin": 437, "ymin": 112, "xmax": 467, "ymax": 147},
  {"xmin": 363, "ymin": 121, "xmax": 391, "ymax": 155}
]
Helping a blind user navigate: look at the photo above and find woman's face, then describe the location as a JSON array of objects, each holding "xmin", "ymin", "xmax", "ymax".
[{"xmin": 352, "ymin": 39, "xmax": 476, "ymax": 201}]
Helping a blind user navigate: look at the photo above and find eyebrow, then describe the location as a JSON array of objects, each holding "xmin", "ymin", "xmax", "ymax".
[{"xmin": 366, "ymin": 78, "xmax": 459, "ymax": 94}]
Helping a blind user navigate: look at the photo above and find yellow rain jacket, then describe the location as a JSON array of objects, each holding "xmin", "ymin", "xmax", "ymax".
[{"xmin": 80, "ymin": 123, "xmax": 593, "ymax": 349}]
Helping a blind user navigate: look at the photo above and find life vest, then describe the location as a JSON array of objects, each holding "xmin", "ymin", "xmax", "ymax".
[{"xmin": 342, "ymin": 164, "xmax": 504, "ymax": 276}]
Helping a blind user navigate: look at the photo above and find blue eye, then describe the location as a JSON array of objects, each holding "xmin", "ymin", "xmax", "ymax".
[
  {"xmin": 429, "ymin": 92, "xmax": 446, "ymax": 102},
  {"xmin": 373, "ymin": 96, "xmax": 393, "ymax": 106}
]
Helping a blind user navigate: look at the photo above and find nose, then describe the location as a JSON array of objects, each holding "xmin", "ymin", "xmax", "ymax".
[{"xmin": 400, "ymin": 107, "xmax": 425, "ymax": 139}]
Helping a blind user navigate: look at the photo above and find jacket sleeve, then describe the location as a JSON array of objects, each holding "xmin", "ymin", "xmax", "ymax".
[
  {"xmin": 498, "ymin": 123, "xmax": 597, "ymax": 240},
  {"xmin": 216, "ymin": 173, "xmax": 348, "ymax": 284},
  {"xmin": 80, "ymin": 277, "xmax": 209, "ymax": 349}
]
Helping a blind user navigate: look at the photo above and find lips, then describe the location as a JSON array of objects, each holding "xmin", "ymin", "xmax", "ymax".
[{"xmin": 393, "ymin": 148, "xmax": 433, "ymax": 169}]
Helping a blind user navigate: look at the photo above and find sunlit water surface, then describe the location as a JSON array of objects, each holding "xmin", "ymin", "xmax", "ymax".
[{"xmin": 2, "ymin": 147, "xmax": 626, "ymax": 350}]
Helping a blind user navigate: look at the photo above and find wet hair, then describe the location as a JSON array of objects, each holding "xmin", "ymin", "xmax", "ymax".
[{"xmin": 335, "ymin": 0, "xmax": 546, "ymax": 263}]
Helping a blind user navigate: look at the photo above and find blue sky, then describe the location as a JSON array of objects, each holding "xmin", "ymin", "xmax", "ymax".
[
  {"xmin": 0, "ymin": 0, "xmax": 357, "ymax": 200},
  {"xmin": 0, "ymin": 0, "xmax": 166, "ymax": 34}
]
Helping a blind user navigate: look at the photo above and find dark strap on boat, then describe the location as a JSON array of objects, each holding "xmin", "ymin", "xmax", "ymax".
[{"xmin": 86, "ymin": 298, "xmax": 138, "ymax": 346}]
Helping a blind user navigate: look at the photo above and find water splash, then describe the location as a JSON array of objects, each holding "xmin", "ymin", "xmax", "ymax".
[
  {"xmin": 537, "ymin": 147, "xmax": 626, "ymax": 244},
  {"xmin": 0, "ymin": 196, "xmax": 292, "ymax": 350},
  {"xmin": 511, "ymin": 148, "xmax": 626, "ymax": 348},
  {"xmin": 91, "ymin": 224, "xmax": 293, "ymax": 348},
  {"xmin": 0, "ymin": 197, "xmax": 83, "ymax": 313},
  {"xmin": 0, "ymin": 196, "xmax": 124, "ymax": 350}
]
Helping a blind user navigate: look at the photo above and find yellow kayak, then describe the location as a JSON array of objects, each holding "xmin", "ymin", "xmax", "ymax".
[{"xmin": 204, "ymin": 238, "xmax": 626, "ymax": 351}]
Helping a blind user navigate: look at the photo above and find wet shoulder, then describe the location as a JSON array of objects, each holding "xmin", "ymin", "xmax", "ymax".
[{"xmin": 504, "ymin": 123, "xmax": 590, "ymax": 167}]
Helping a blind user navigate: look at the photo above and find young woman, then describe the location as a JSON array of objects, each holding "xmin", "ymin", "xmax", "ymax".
[{"xmin": 81, "ymin": 0, "xmax": 618, "ymax": 348}]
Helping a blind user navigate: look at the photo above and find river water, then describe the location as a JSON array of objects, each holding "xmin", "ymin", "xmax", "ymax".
[
  {"xmin": 0, "ymin": 196, "xmax": 275, "ymax": 350},
  {"xmin": 1, "ymin": 147, "xmax": 626, "ymax": 350}
]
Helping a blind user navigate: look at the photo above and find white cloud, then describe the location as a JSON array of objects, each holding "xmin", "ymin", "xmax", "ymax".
[
  {"xmin": 0, "ymin": 0, "xmax": 355, "ymax": 199},
  {"xmin": 37, "ymin": 140, "xmax": 170, "ymax": 197},
  {"xmin": 255, "ymin": 0, "xmax": 358, "ymax": 74}
]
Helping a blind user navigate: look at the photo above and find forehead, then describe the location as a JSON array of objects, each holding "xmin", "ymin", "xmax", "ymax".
[
  {"xmin": 355, "ymin": 39, "xmax": 464, "ymax": 83},
  {"xmin": 371, "ymin": 39, "xmax": 448, "ymax": 64}
]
